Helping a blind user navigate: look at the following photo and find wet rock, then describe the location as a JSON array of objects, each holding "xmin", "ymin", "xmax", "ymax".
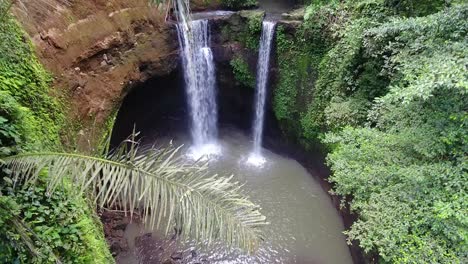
[
  {"xmin": 134, "ymin": 233, "xmax": 165, "ymax": 263},
  {"xmin": 170, "ymin": 251, "xmax": 183, "ymax": 260},
  {"xmin": 100, "ymin": 211, "xmax": 132, "ymax": 257}
]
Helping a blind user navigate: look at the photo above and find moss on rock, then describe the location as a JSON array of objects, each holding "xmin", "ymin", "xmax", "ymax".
[
  {"xmin": 230, "ymin": 56, "xmax": 256, "ymax": 88},
  {"xmin": 0, "ymin": 14, "xmax": 113, "ymax": 264}
]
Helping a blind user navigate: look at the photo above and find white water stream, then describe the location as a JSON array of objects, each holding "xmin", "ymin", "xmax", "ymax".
[
  {"xmin": 249, "ymin": 21, "xmax": 276, "ymax": 166},
  {"xmin": 176, "ymin": 4, "xmax": 220, "ymax": 159}
]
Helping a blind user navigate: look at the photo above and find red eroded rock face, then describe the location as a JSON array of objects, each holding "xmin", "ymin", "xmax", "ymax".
[{"xmin": 12, "ymin": 0, "xmax": 179, "ymax": 149}]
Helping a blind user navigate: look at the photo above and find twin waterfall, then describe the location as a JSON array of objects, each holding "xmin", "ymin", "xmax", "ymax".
[{"xmin": 176, "ymin": 9, "xmax": 276, "ymax": 164}]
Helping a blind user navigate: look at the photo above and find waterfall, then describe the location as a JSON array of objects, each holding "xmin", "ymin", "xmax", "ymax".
[
  {"xmin": 175, "ymin": 2, "xmax": 220, "ymax": 159},
  {"xmin": 249, "ymin": 21, "xmax": 276, "ymax": 165}
]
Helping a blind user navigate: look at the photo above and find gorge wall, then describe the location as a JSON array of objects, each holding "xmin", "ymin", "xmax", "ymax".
[
  {"xmin": 13, "ymin": 0, "xmax": 302, "ymax": 150},
  {"xmin": 109, "ymin": 9, "xmax": 305, "ymax": 149},
  {"xmin": 13, "ymin": 0, "xmax": 180, "ymax": 149}
]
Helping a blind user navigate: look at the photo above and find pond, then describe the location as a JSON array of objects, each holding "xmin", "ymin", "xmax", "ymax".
[{"xmin": 116, "ymin": 127, "xmax": 353, "ymax": 264}]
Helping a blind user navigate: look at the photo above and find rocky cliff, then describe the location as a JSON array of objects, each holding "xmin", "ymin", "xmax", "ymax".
[
  {"xmin": 11, "ymin": 0, "xmax": 300, "ymax": 149},
  {"xmin": 13, "ymin": 0, "xmax": 179, "ymax": 148}
]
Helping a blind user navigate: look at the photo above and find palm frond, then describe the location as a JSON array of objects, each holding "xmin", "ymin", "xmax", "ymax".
[{"xmin": 1, "ymin": 140, "xmax": 268, "ymax": 252}]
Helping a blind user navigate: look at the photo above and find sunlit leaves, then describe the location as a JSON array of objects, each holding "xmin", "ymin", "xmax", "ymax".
[{"xmin": 324, "ymin": 4, "xmax": 468, "ymax": 263}]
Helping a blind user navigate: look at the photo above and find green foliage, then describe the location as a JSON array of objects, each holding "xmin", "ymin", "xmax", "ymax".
[
  {"xmin": 383, "ymin": 0, "xmax": 447, "ymax": 17},
  {"xmin": 325, "ymin": 127, "xmax": 467, "ymax": 263},
  {"xmin": 273, "ymin": 4, "xmax": 344, "ymax": 142},
  {"xmin": 239, "ymin": 10, "xmax": 263, "ymax": 51},
  {"xmin": 0, "ymin": 91, "xmax": 43, "ymax": 156},
  {"xmin": 322, "ymin": 4, "xmax": 468, "ymax": 263},
  {"xmin": 0, "ymin": 0, "xmax": 13, "ymax": 22},
  {"xmin": 0, "ymin": 194, "xmax": 23, "ymax": 262},
  {"xmin": 221, "ymin": 0, "xmax": 257, "ymax": 10},
  {"xmin": 324, "ymin": 96, "xmax": 370, "ymax": 130},
  {"xmin": 0, "ymin": 178, "xmax": 113, "ymax": 263},
  {"xmin": 300, "ymin": 6, "xmax": 390, "ymax": 140},
  {"xmin": 230, "ymin": 56, "xmax": 255, "ymax": 88},
  {"xmin": 273, "ymin": 0, "xmax": 467, "ymax": 262},
  {"xmin": 221, "ymin": 11, "xmax": 263, "ymax": 53},
  {"xmin": 278, "ymin": 0, "xmax": 454, "ymax": 143},
  {"xmin": 0, "ymin": 16, "xmax": 64, "ymax": 154}
]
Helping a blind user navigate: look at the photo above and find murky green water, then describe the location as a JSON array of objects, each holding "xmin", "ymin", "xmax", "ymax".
[{"xmin": 118, "ymin": 128, "xmax": 353, "ymax": 264}]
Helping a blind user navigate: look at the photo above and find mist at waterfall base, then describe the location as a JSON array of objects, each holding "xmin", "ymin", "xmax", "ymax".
[
  {"xmin": 118, "ymin": 128, "xmax": 353, "ymax": 264},
  {"xmin": 248, "ymin": 21, "xmax": 276, "ymax": 167},
  {"xmin": 177, "ymin": 18, "xmax": 221, "ymax": 160}
]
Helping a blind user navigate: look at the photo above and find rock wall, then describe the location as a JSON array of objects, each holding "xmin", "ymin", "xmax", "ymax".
[
  {"xmin": 13, "ymin": 0, "xmax": 179, "ymax": 149},
  {"xmin": 11, "ymin": 0, "xmax": 301, "ymax": 150}
]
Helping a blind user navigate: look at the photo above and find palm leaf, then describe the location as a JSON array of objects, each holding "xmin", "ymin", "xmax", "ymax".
[{"xmin": 1, "ymin": 140, "xmax": 267, "ymax": 253}]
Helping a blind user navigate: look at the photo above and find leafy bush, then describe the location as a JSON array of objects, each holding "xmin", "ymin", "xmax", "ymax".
[
  {"xmin": 283, "ymin": 0, "xmax": 454, "ymax": 143},
  {"xmin": 0, "ymin": 91, "xmax": 43, "ymax": 156},
  {"xmin": 300, "ymin": 5, "xmax": 390, "ymax": 140},
  {"xmin": 221, "ymin": 10, "xmax": 263, "ymax": 51},
  {"xmin": 273, "ymin": 3, "xmax": 352, "ymax": 142},
  {"xmin": 383, "ymin": 0, "xmax": 446, "ymax": 17},
  {"xmin": 324, "ymin": 96, "xmax": 370, "ymax": 130},
  {"xmin": 0, "ymin": 178, "xmax": 113, "ymax": 263},
  {"xmin": 0, "ymin": 194, "xmax": 22, "ymax": 262},
  {"xmin": 273, "ymin": 1, "xmax": 467, "ymax": 262},
  {"xmin": 230, "ymin": 56, "xmax": 256, "ymax": 88},
  {"xmin": 0, "ymin": 16, "xmax": 63, "ymax": 152}
]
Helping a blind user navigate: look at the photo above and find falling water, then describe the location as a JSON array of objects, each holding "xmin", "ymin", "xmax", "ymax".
[
  {"xmin": 175, "ymin": 1, "xmax": 220, "ymax": 159},
  {"xmin": 248, "ymin": 21, "xmax": 276, "ymax": 166}
]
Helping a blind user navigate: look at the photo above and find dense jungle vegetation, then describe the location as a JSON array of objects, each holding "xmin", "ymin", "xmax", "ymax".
[{"xmin": 272, "ymin": 0, "xmax": 467, "ymax": 263}]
